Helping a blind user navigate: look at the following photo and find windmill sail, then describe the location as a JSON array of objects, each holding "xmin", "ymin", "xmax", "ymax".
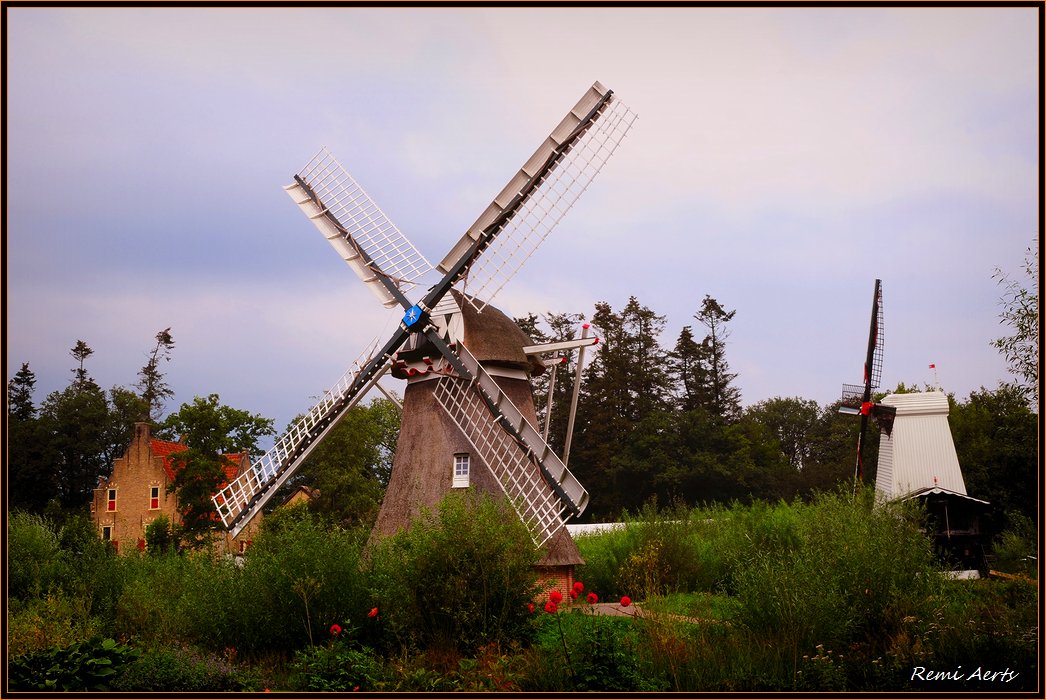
[
  {"xmin": 285, "ymin": 148, "xmax": 433, "ymax": 308},
  {"xmin": 433, "ymin": 344, "xmax": 588, "ymax": 545},
  {"xmin": 438, "ymin": 82, "xmax": 637, "ymax": 309},
  {"xmin": 213, "ymin": 340, "xmax": 399, "ymax": 537}
]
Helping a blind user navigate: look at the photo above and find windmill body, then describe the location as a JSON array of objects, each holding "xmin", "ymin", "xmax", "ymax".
[
  {"xmin": 874, "ymin": 391, "xmax": 968, "ymax": 499},
  {"xmin": 374, "ymin": 291, "xmax": 584, "ymax": 578},
  {"xmin": 212, "ymin": 82, "xmax": 634, "ymax": 585}
]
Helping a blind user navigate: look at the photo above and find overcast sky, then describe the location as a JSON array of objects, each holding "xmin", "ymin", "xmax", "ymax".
[{"xmin": 6, "ymin": 6, "xmax": 1039, "ymax": 440}]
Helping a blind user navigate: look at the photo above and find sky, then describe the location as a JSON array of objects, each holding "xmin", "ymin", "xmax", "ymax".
[{"xmin": 6, "ymin": 6, "xmax": 1040, "ymax": 443}]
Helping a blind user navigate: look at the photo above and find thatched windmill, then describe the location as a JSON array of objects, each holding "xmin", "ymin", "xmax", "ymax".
[{"xmin": 212, "ymin": 82, "xmax": 635, "ymax": 589}]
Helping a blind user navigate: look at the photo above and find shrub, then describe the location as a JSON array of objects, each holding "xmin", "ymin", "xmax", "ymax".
[
  {"xmin": 288, "ymin": 638, "xmax": 384, "ymax": 691},
  {"xmin": 366, "ymin": 490, "xmax": 540, "ymax": 655},
  {"xmin": 212, "ymin": 508, "xmax": 371, "ymax": 654},
  {"xmin": 6, "ymin": 592, "xmax": 101, "ymax": 657},
  {"xmin": 8, "ymin": 511, "xmax": 69, "ymax": 600},
  {"xmin": 9, "ymin": 637, "xmax": 139, "ymax": 691},
  {"xmin": 733, "ymin": 488, "xmax": 943, "ymax": 657},
  {"xmin": 112, "ymin": 644, "xmax": 255, "ymax": 691}
]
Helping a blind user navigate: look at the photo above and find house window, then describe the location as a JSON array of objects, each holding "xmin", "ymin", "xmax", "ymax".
[
  {"xmin": 150, "ymin": 486, "xmax": 160, "ymax": 510},
  {"xmin": 107, "ymin": 489, "xmax": 117, "ymax": 511},
  {"xmin": 453, "ymin": 454, "xmax": 470, "ymax": 488},
  {"xmin": 102, "ymin": 526, "xmax": 112, "ymax": 541}
]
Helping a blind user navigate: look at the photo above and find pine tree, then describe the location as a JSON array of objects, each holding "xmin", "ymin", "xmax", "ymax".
[
  {"xmin": 136, "ymin": 327, "xmax": 176, "ymax": 422},
  {"xmin": 694, "ymin": 295, "xmax": 742, "ymax": 422},
  {"xmin": 7, "ymin": 363, "xmax": 57, "ymax": 511}
]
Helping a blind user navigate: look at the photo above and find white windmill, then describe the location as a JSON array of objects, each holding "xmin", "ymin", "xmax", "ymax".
[{"xmin": 212, "ymin": 82, "xmax": 635, "ymax": 582}]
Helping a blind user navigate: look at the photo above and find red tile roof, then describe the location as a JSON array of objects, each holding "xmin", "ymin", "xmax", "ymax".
[{"xmin": 151, "ymin": 439, "xmax": 246, "ymax": 486}]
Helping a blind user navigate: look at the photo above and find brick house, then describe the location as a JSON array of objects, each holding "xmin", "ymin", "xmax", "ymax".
[{"xmin": 91, "ymin": 422, "xmax": 261, "ymax": 554}]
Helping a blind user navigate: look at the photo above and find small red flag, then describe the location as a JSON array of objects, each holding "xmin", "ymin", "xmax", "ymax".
[{"xmin": 928, "ymin": 363, "xmax": 936, "ymax": 369}]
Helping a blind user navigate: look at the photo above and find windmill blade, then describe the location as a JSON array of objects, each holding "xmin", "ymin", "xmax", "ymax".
[
  {"xmin": 437, "ymin": 82, "xmax": 636, "ymax": 310},
  {"xmin": 212, "ymin": 330, "xmax": 408, "ymax": 537},
  {"xmin": 432, "ymin": 342, "xmax": 588, "ymax": 545},
  {"xmin": 285, "ymin": 147, "xmax": 433, "ymax": 309}
]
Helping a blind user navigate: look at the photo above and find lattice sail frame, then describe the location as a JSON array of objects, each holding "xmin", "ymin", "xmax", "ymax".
[
  {"xmin": 213, "ymin": 341, "xmax": 391, "ymax": 536},
  {"xmin": 432, "ymin": 344, "xmax": 584, "ymax": 545},
  {"xmin": 441, "ymin": 88, "xmax": 637, "ymax": 310},
  {"xmin": 285, "ymin": 147, "xmax": 433, "ymax": 308}
]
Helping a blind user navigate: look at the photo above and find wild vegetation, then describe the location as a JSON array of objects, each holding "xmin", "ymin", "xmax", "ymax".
[
  {"xmin": 6, "ymin": 248, "xmax": 1038, "ymax": 690},
  {"xmin": 6, "ymin": 489, "xmax": 1038, "ymax": 691}
]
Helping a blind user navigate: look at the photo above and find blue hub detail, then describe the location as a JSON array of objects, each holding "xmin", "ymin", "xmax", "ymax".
[{"xmin": 403, "ymin": 304, "xmax": 425, "ymax": 329}]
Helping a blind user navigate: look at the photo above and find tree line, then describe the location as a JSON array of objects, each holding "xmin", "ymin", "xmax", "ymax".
[{"xmin": 6, "ymin": 259, "xmax": 1038, "ymax": 540}]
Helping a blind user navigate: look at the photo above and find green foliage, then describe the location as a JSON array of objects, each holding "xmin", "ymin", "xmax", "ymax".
[
  {"xmin": 366, "ymin": 490, "xmax": 540, "ymax": 655},
  {"xmin": 112, "ymin": 644, "xmax": 254, "ymax": 692},
  {"xmin": 279, "ymin": 398, "xmax": 399, "ymax": 528},
  {"xmin": 992, "ymin": 511, "xmax": 1036, "ymax": 577},
  {"xmin": 289, "ymin": 639, "xmax": 384, "ymax": 691},
  {"xmin": 8, "ymin": 511, "xmax": 67, "ymax": 600},
  {"xmin": 991, "ymin": 243, "xmax": 1038, "ymax": 403},
  {"xmin": 214, "ymin": 509, "xmax": 371, "ymax": 654},
  {"xmin": 144, "ymin": 513, "xmax": 176, "ymax": 554},
  {"xmin": 8, "ymin": 637, "xmax": 139, "ymax": 692},
  {"xmin": 160, "ymin": 393, "xmax": 275, "ymax": 547},
  {"xmin": 733, "ymin": 490, "xmax": 943, "ymax": 656}
]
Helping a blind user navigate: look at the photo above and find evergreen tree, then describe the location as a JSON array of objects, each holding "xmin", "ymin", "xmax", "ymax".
[
  {"xmin": 669, "ymin": 325, "xmax": 710, "ymax": 412},
  {"xmin": 136, "ymin": 327, "xmax": 176, "ymax": 422},
  {"xmin": 7, "ymin": 363, "xmax": 57, "ymax": 511},
  {"xmin": 694, "ymin": 295, "xmax": 742, "ymax": 422}
]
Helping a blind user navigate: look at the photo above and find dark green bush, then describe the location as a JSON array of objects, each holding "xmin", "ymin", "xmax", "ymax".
[
  {"xmin": 288, "ymin": 639, "xmax": 384, "ymax": 691},
  {"xmin": 8, "ymin": 511, "xmax": 70, "ymax": 600},
  {"xmin": 9, "ymin": 637, "xmax": 139, "ymax": 691},
  {"xmin": 111, "ymin": 644, "xmax": 255, "ymax": 691},
  {"xmin": 366, "ymin": 490, "xmax": 540, "ymax": 655}
]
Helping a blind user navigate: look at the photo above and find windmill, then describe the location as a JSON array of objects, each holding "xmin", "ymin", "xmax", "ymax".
[
  {"xmin": 839, "ymin": 278, "xmax": 897, "ymax": 488},
  {"xmin": 212, "ymin": 83, "xmax": 635, "ymax": 570}
]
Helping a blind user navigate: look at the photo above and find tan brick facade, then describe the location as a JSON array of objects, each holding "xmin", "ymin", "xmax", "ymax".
[{"xmin": 92, "ymin": 422, "xmax": 260, "ymax": 554}]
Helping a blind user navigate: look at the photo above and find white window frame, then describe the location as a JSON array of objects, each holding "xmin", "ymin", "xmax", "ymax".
[{"xmin": 452, "ymin": 453, "xmax": 470, "ymax": 488}]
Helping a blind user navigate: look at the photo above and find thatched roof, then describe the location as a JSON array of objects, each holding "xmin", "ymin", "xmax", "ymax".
[{"xmin": 452, "ymin": 290, "xmax": 545, "ymax": 376}]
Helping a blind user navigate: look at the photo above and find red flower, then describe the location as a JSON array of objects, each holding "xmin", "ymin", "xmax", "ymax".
[
  {"xmin": 569, "ymin": 589, "xmax": 578, "ymax": 600},
  {"xmin": 620, "ymin": 596, "xmax": 632, "ymax": 608},
  {"xmin": 587, "ymin": 592, "xmax": 599, "ymax": 604},
  {"xmin": 368, "ymin": 607, "xmax": 379, "ymax": 618},
  {"xmin": 573, "ymin": 581, "xmax": 584, "ymax": 593},
  {"xmin": 330, "ymin": 623, "xmax": 342, "ymax": 636},
  {"xmin": 544, "ymin": 601, "xmax": 558, "ymax": 614},
  {"xmin": 528, "ymin": 603, "xmax": 536, "ymax": 614},
  {"xmin": 549, "ymin": 590, "xmax": 563, "ymax": 604}
]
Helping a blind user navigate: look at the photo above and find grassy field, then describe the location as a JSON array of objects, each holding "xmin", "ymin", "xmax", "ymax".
[{"xmin": 7, "ymin": 489, "xmax": 1039, "ymax": 691}]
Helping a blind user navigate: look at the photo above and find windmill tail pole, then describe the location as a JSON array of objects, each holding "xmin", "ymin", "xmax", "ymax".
[{"xmin": 562, "ymin": 323, "xmax": 592, "ymax": 466}]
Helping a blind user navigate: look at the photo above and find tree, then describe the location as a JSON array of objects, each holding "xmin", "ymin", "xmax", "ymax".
[
  {"xmin": 278, "ymin": 398, "xmax": 400, "ymax": 528},
  {"xmin": 991, "ymin": 245, "xmax": 1038, "ymax": 404},
  {"xmin": 136, "ymin": 327, "xmax": 176, "ymax": 422},
  {"xmin": 744, "ymin": 397, "xmax": 822, "ymax": 471},
  {"xmin": 7, "ymin": 363, "xmax": 58, "ymax": 511},
  {"xmin": 694, "ymin": 295, "xmax": 742, "ymax": 422},
  {"xmin": 69, "ymin": 340, "xmax": 94, "ymax": 385},
  {"xmin": 669, "ymin": 325, "xmax": 709, "ymax": 412},
  {"xmin": 573, "ymin": 297, "xmax": 673, "ymax": 518},
  {"xmin": 159, "ymin": 394, "xmax": 275, "ymax": 548},
  {"xmin": 949, "ymin": 384, "xmax": 1037, "ymax": 529}
]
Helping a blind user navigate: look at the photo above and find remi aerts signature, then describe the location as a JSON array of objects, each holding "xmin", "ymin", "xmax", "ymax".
[{"xmin": 911, "ymin": 666, "xmax": 1020, "ymax": 683}]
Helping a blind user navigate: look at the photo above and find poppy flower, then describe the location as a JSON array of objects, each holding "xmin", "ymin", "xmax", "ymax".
[
  {"xmin": 620, "ymin": 596, "xmax": 632, "ymax": 607},
  {"xmin": 544, "ymin": 601, "xmax": 558, "ymax": 614},
  {"xmin": 368, "ymin": 607, "xmax": 379, "ymax": 618},
  {"xmin": 330, "ymin": 623, "xmax": 342, "ymax": 636},
  {"xmin": 569, "ymin": 589, "xmax": 578, "ymax": 600},
  {"xmin": 549, "ymin": 590, "xmax": 563, "ymax": 604},
  {"xmin": 528, "ymin": 603, "xmax": 536, "ymax": 614},
  {"xmin": 587, "ymin": 592, "xmax": 599, "ymax": 604},
  {"xmin": 573, "ymin": 581, "xmax": 584, "ymax": 593}
]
